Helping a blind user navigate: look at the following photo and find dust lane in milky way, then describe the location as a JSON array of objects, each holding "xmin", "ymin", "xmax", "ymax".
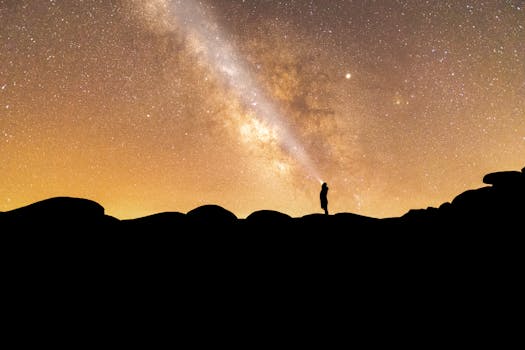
[
  {"xmin": 138, "ymin": 1, "xmax": 321, "ymax": 181},
  {"xmin": 1, "ymin": 0, "xmax": 524, "ymax": 219}
]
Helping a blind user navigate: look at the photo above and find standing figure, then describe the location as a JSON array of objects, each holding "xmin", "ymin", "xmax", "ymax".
[{"xmin": 320, "ymin": 182, "xmax": 329, "ymax": 215}]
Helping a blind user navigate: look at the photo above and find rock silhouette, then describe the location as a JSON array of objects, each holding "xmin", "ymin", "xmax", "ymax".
[
  {"xmin": 244, "ymin": 210, "xmax": 293, "ymax": 230},
  {"xmin": 0, "ymin": 196, "xmax": 119, "ymax": 231},
  {"xmin": 122, "ymin": 212, "xmax": 187, "ymax": 233},
  {"xmin": 3, "ymin": 167, "xmax": 522, "ymax": 314},
  {"xmin": 1, "ymin": 166, "xmax": 523, "ymax": 233},
  {"xmin": 187, "ymin": 204, "xmax": 238, "ymax": 230},
  {"xmin": 401, "ymin": 167, "xmax": 524, "ymax": 230}
]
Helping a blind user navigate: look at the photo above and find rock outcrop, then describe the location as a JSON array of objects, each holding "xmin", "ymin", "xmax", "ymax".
[
  {"xmin": 1, "ymin": 197, "xmax": 119, "ymax": 231},
  {"xmin": 1, "ymin": 166, "xmax": 523, "ymax": 233},
  {"xmin": 401, "ymin": 166, "xmax": 525, "ymax": 229}
]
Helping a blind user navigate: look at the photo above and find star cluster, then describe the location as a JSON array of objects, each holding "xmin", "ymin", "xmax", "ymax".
[{"xmin": 1, "ymin": 0, "xmax": 524, "ymax": 219}]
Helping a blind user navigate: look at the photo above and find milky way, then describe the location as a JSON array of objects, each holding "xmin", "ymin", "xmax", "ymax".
[{"xmin": 1, "ymin": 0, "xmax": 524, "ymax": 219}]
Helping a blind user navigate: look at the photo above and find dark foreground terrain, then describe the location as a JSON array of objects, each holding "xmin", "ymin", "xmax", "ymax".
[
  {"xmin": 2, "ymin": 166, "xmax": 523, "ymax": 234},
  {"xmin": 1, "ymin": 165, "xmax": 523, "ymax": 269},
  {"xmin": 1, "ymin": 167, "xmax": 522, "ymax": 334}
]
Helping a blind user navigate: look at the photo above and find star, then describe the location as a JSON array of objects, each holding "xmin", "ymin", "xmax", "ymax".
[{"xmin": 0, "ymin": 0, "xmax": 523, "ymax": 220}]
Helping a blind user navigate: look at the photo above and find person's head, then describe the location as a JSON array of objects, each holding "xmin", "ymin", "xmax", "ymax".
[{"xmin": 322, "ymin": 182, "xmax": 328, "ymax": 189}]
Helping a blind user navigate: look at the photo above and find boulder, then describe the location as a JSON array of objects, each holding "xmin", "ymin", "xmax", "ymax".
[
  {"xmin": 451, "ymin": 187, "xmax": 495, "ymax": 210},
  {"xmin": 1, "ymin": 197, "xmax": 107, "ymax": 231},
  {"xmin": 482, "ymin": 171, "xmax": 523, "ymax": 187},
  {"xmin": 123, "ymin": 212, "xmax": 187, "ymax": 232},
  {"xmin": 245, "ymin": 210, "xmax": 292, "ymax": 226},
  {"xmin": 187, "ymin": 205, "xmax": 237, "ymax": 228}
]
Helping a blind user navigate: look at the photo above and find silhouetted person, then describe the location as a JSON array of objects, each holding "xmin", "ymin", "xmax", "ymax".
[{"xmin": 320, "ymin": 182, "xmax": 329, "ymax": 215}]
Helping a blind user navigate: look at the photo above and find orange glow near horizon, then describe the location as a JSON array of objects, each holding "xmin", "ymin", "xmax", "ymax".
[{"xmin": 1, "ymin": 1, "xmax": 524, "ymax": 219}]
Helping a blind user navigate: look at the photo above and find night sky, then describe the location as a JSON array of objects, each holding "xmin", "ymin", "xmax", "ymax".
[{"xmin": 1, "ymin": 0, "xmax": 524, "ymax": 219}]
